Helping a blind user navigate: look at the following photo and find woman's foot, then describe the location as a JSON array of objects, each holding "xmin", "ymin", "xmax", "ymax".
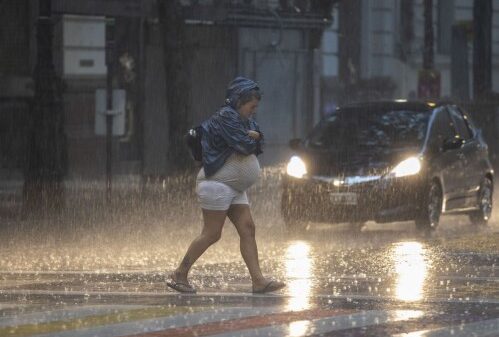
[
  {"xmin": 252, "ymin": 279, "xmax": 286, "ymax": 294},
  {"xmin": 167, "ymin": 271, "xmax": 196, "ymax": 294}
]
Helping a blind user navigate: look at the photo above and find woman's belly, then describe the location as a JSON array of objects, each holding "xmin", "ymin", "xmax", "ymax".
[{"xmin": 197, "ymin": 153, "xmax": 260, "ymax": 192}]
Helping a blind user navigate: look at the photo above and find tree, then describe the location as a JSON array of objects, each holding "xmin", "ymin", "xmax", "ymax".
[
  {"xmin": 23, "ymin": 0, "xmax": 67, "ymax": 215},
  {"xmin": 158, "ymin": 0, "xmax": 192, "ymax": 172}
]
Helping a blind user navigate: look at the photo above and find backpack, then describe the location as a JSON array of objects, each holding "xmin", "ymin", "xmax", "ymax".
[{"xmin": 184, "ymin": 125, "xmax": 203, "ymax": 161}]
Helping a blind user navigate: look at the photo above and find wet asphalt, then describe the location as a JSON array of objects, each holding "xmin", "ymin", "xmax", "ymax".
[{"xmin": 0, "ymin": 170, "xmax": 498, "ymax": 336}]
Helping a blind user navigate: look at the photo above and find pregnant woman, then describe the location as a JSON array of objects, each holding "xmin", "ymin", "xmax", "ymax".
[{"xmin": 167, "ymin": 77, "xmax": 286, "ymax": 294}]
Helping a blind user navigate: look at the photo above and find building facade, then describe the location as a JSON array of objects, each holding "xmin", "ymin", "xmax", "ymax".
[
  {"xmin": 320, "ymin": 0, "xmax": 499, "ymax": 106},
  {"xmin": 3, "ymin": 0, "xmax": 499, "ymax": 183},
  {"xmin": 0, "ymin": 0, "xmax": 332, "ymax": 181}
]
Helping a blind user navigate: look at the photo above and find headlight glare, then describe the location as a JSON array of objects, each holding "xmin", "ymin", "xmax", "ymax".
[
  {"xmin": 286, "ymin": 156, "xmax": 307, "ymax": 178},
  {"xmin": 391, "ymin": 157, "xmax": 421, "ymax": 178}
]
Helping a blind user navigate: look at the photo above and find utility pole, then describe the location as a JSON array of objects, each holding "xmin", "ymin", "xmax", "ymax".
[
  {"xmin": 451, "ymin": 23, "xmax": 470, "ymax": 100},
  {"xmin": 422, "ymin": 0, "xmax": 434, "ymax": 70},
  {"xmin": 105, "ymin": 18, "xmax": 115, "ymax": 203},
  {"xmin": 24, "ymin": 0, "xmax": 67, "ymax": 215},
  {"xmin": 418, "ymin": 0, "xmax": 440, "ymax": 99},
  {"xmin": 158, "ymin": 0, "xmax": 192, "ymax": 172}
]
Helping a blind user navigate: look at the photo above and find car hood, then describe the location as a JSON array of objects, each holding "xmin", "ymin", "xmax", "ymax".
[{"xmin": 300, "ymin": 146, "xmax": 421, "ymax": 177}]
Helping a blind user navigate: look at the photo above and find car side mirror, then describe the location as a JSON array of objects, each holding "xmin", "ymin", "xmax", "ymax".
[
  {"xmin": 289, "ymin": 138, "xmax": 302, "ymax": 150},
  {"xmin": 442, "ymin": 137, "xmax": 464, "ymax": 151}
]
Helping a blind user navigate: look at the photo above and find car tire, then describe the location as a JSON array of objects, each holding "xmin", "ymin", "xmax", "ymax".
[
  {"xmin": 468, "ymin": 177, "xmax": 493, "ymax": 226},
  {"xmin": 415, "ymin": 181, "xmax": 442, "ymax": 231}
]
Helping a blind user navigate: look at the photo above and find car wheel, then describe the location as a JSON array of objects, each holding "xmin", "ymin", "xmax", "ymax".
[
  {"xmin": 415, "ymin": 181, "xmax": 442, "ymax": 231},
  {"xmin": 468, "ymin": 177, "xmax": 493, "ymax": 226}
]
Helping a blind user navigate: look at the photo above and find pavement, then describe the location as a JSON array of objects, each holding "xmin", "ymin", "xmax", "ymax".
[
  {"xmin": 0, "ymin": 170, "xmax": 498, "ymax": 336},
  {"xmin": 1, "ymin": 219, "xmax": 498, "ymax": 337}
]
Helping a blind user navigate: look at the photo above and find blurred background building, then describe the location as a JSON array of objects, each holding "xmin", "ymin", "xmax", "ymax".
[{"xmin": 1, "ymin": 0, "xmax": 499, "ymax": 184}]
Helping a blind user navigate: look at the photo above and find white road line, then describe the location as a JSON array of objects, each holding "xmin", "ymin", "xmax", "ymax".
[
  {"xmin": 2, "ymin": 272, "xmax": 498, "ymax": 286},
  {"xmin": 2, "ymin": 288, "xmax": 499, "ymax": 305},
  {"xmin": 2, "ymin": 270, "xmax": 498, "ymax": 275},
  {"xmin": 0, "ymin": 303, "xmax": 25, "ymax": 310},
  {"xmin": 0, "ymin": 305, "xmax": 146, "ymax": 328},
  {"xmin": 0, "ymin": 270, "xmax": 164, "ymax": 275},
  {"xmin": 0, "ymin": 289, "xmax": 174, "ymax": 297},
  {"xmin": 394, "ymin": 317, "xmax": 499, "ymax": 337},
  {"xmin": 29, "ymin": 306, "xmax": 282, "ymax": 337},
  {"xmin": 210, "ymin": 310, "xmax": 424, "ymax": 337},
  {"xmin": 434, "ymin": 276, "xmax": 499, "ymax": 282}
]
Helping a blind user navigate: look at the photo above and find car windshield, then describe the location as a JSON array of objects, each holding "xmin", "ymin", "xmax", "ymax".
[{"xmin": 306, "ymin": 107, "xmax": 431, "ymax": 151}]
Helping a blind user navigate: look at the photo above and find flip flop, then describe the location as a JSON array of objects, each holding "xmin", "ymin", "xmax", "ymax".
[
  {"xmin": 166, "ymin": 279, "xmax": 197, "ymax": 294},
  {"xmin": 252, "ymin": 280, "xmax": 286, "ymax": 294}
]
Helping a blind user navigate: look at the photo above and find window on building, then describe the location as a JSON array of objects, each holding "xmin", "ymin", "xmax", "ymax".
[
  {"xmin": 321, "ymin": 29, "xmax": 338, "ymax": 77},
  {"xmin": 321, "ymin": 7, "xmax": 339, "ymax": 78},
  {"xmin": 62, "ymin": 15, "xmax": 106, "ymax": 77}
]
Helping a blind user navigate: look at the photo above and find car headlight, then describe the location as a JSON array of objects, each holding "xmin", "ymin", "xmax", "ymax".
[
  {"xmin": 390, "ymin": 157, "xmax": 421, "ymax": 178},
  {"xmin": 286, "ymin": 156, "xmax": 307, "ymax": 178}
]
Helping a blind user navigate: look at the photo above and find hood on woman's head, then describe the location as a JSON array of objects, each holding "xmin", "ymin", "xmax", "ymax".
[{"xmin": 225, "ymin": 76, "xmax": 259, "ymax": 107}]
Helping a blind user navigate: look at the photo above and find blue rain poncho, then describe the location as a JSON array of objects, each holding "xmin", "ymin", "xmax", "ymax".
[{"xmin": 201, "ymin": 77, "xmax": 264, "ymax": 177}]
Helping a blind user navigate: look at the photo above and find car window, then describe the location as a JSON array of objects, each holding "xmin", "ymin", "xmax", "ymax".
[
  {"xmin": 447, "ymin": 106, "xmax": 472, "ymax": 140},
  {"xmin": 427, "ymin": 108, "xmax": 457, "ymax": 152},
  {"xmin": 306, "ymin": 107, "xmax": 430, "ymax": 151},
  {"xmin": 456, "ymin": 107, "xmax": 478, "ymax": 137}
]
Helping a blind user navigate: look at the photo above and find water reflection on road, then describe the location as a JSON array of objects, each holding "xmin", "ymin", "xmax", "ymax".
[
  {"xmin": 285, "ymin": 241, "xmax": 313, "ymax": 311},
  {"xmin": 281, "ymin": 237, "xmax": 431, "ymax": 305},
  {"xmin": 392, "ymin": 241, "xmax": 428, "ymax": 302},
  {"xmin": 267, "ymin": 215, "xmax": 497, "ymax": 306}
]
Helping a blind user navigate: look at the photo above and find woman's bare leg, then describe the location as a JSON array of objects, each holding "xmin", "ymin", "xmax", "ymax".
[
  {"xmin": 172, "ymin": 209, "xmax": 227, "ymax": 283},
  {"xmin": 227, "ymin": 204, "xmax": 267, "ymax": 287}
]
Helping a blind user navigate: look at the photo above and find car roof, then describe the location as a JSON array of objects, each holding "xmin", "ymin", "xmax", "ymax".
[{"xmin": 337, "ymin": 100, "xmax": 453, "ymax": 112}]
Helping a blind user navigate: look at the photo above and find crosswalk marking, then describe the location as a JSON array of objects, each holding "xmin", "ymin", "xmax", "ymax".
[
  {"xmin": 130, "ymin": 308, "xmax": 354, "ymax": 337},
  {"xmin": 0, "ymin": 301, "xmax": 497, "ymax": 337},
  {"xmin": 394, "ymin": 317, "xmax": 499, "ymax": 337},
  {"xmin": 26, "ymin": 307, "xmax": 282, "ymax": 337},
  {"xmin": 0, "ymin": 305, "xmax": 146, "ymax": 328},
  {"xmin": 204, "ymin": 310, "xmax": 424, "ymax": 337},
  {"xmin": 0, "ymin": 306, "xmax": 198, "ymax": 337}
]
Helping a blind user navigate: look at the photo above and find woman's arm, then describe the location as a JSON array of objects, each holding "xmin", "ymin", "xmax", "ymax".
[
  {"xmin": 217, "ymin": 113, "xmax": 258, "ymax": 155},
  {"xmin": 247, "ymin": 130, "xmax": 260, "ymax": 140},
  {"xmin": 249, "ymin": 119, "xmax": 264, "ymax": 155}
]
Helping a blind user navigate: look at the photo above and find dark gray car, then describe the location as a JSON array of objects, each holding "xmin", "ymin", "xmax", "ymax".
[{"xmin": 281, "ymin": 101, "xmax": 494, "ymax": 231}]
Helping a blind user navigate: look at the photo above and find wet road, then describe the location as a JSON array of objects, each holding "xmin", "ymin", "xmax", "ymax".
[
  {"xmin": 0, "ymin": 172, "xmax": 498, "ymax": 336},
  {"xmin": 1, "ymin": 217, "xmax": 498, "ymax": 336}
]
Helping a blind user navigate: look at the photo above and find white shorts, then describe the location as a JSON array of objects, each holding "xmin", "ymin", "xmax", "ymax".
[{"xmin": 196, "ymin": 180, "xmax": 249, "ymax": 211}]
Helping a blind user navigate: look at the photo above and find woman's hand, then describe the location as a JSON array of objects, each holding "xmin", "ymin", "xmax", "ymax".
[{"xmin": 247, "ymin": 130, "xmax": 261, "ymax": 140}]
